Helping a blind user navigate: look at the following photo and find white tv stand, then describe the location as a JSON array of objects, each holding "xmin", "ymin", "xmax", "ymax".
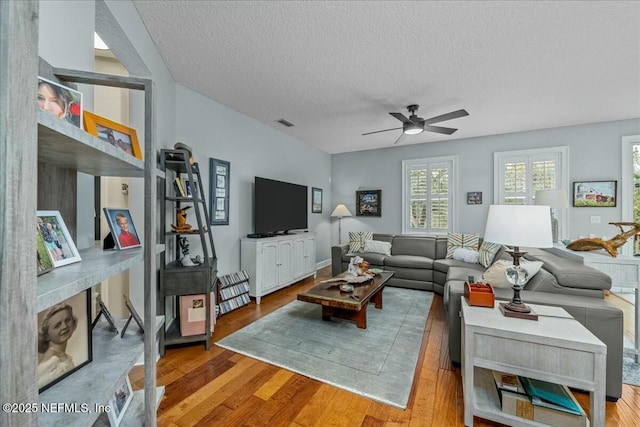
[{"xmin": 241, "ymin": 233, "xmax": 316, "ymax": 303}]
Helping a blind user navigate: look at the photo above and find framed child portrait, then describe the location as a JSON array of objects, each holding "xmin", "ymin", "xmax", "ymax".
[
  {"xmin": 107, "ymin": 375, "xmax": 133, "ymax": 426},
  {"xmin": 37, "ymin": 290, "xmax": 92, "ymax": 393},
  {"xmin": 37, "ymin": 211, "xmax": 82, "ymax": 268},
  {"xmin": 104, "ymin": 208, "xmax": 141, "ymax": 250},
  {"xmin": 83, "ymin": 111, "xmax": 142, "ymax": 160},
  {"xmin": 38, "ymin": 77, "xmax": 83, "ymax": 128}
]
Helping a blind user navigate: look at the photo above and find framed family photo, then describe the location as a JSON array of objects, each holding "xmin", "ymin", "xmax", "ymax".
[
  {"xmin": 37, "ymin": 290, "xmax": 92, "ymax": 393},
  {"xmin": 38, "ymin": 77, "xmax": 83, "ymax": 128},
  {"xmin": 83, "ymin": 111, "xmax": 142, "ymax": 160},
  {"xmin": 209, "ymin": 158, "xmax": 230, "ymax": 226},
  {"xmin": 104, "ymin": 208, "xmax": 141, "ymax": 250},
  {"xmin": 573, "ymin": 180, "xmax": 617, "ymax": 207},
  {"xmin": 36, "ymin": 225, "xmax": 55, "ymax": 276},
  {"xmin": 356, "ymin": 190, "xmax": 382, "ymax": 217},
  {"xmin": 312, "ymin": 187, "xmax": 323, "ymax": 213},
  {"xmin": 37, "ymin": 210, "xmax": 82, "ymax": 268},
  {"xmin": 107, "ymin": 376, "xmax": 133, "ymax": 426}
]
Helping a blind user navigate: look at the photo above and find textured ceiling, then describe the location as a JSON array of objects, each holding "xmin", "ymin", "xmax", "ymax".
[{"xmin": 132, "ymin": 1, "xmax": 640, "ymax": 154}]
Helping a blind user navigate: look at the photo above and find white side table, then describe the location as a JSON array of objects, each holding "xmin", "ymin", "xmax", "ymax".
[
  {"xmin": 461, "ymin": 298, "xmax": 607, "ymax": 427},
  {"xmin": 548, "ymin": 243, "xmax": 640, "ymax": 362}
]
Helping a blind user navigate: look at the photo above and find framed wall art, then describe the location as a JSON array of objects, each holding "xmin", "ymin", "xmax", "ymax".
[
  {"xmin": 38, "ymin": 77, "xmax": 83, "ymax": 128},
  {"xmin": 312, "ymin": 187, "xmax": 323, "ymax": 213},
  {"xmin": 573, "ymin": 180, "xmax": 617, "ymax": 207},
  {"xmin": 83, "ymin": 111, "xmax": 142, "ymax": 160},
  {"xmin": 209, "ymin": 158, "xmax": 230, "ymax": 225},
  {"xmin": 107, "ymin": 375, "xmax": 133, "ymax": 426},
  {"xmin": 467, "ymin": 191, "xmax": 482, "ymax": 205},
  {"xmin": 103, "ymin": 208, "xmax": 141, "ymax": 250},
  {"xmin": 37, "ymin": 210, "xmax": 82, "ymax": 267},
  {"xmin": 37, "ymin": 290, "xmax": 92, "ymax": 392},
  {"xmin": 356, "ymin": 190, "xmax": 382, "ymax": 217}
]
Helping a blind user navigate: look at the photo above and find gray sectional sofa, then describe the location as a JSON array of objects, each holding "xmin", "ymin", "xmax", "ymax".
[{"xmin": 331, "ymin": 233, "xmax": 624, "ymax": 400}]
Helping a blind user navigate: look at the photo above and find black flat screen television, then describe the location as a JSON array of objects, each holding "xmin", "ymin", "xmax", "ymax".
[{"xmin": 254, "ymin": 177, "xmax": 308, "ymax": 235}]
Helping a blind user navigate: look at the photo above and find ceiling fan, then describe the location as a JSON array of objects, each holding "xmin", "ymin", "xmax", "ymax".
[{"xmin": 363, "ymin": 104, "xmax": 469, "ymax": 145}]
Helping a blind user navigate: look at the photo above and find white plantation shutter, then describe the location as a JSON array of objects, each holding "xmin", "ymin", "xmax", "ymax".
[{"xmin": 403, "ymin": 156, "xmax": 457, "ymax": 234}]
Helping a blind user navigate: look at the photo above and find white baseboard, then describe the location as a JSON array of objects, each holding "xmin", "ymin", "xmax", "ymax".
[{"xmin": 316, "ymin": 258, "xmax": 331, "ymax": 270}]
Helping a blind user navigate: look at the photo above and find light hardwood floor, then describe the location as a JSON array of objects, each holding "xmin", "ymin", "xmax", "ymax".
[{"xmin": 131, "ymin": 267, "xmax": 640, "ymax": 426}]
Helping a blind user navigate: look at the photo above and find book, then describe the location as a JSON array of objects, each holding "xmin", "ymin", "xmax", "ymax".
[
  {"xmin": 501, "ymin": 390, "xmax": 587, "ymax": 427},
  {"xmin": 519, "ymin": 376, "xmax": 583, "ymax": 416},
  {"xmin": 492, "ymin": 370, "xmax": 525, "ymax": 394},
  {"xmin": 174, "ymin": 177, "xmax": 186, "ymax": 197}
]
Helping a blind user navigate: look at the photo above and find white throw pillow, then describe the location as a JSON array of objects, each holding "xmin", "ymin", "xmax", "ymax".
[
  {"xmin": 452, "ymin": 247, "xmax": 480, "ymax": 264},
  {"xmin": 363, "ymin": 239, "xmax": 392, "ymax": 256},
  {"xmin": 520, "ymin": 259, "xmax": 544, "ymax": 278}
]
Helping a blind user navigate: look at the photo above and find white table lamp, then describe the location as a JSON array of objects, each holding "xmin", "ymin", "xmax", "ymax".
[
  {"xmin": 483, "ymin": 205, "xmax": 552, "ymax": 315},
  {"xmin": 331, "ymin": 204, "xmax": 352, "ymax": 244},
  {"xmin": 535, "ymin": 189, "xmax": 568, "ymax": 243}
]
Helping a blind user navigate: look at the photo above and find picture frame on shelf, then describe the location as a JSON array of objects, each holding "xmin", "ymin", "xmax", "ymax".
[
  {"xmin": 121, "ymin": 295, "xmax": 144, "ymax": 337},
  {"xmin": 356, "ymin": 190, "xmax": 382, "ymax": 217},
  {"xmin": 312, "ymin": 187, "xmax": 323, "ymax": 213},
  {"xmin": 36, "ymin": 225, "xmax": 55, "ymax": 276},
  {"xmin": 467, "ymin": 191, "xmax": 483, "ymax": 205},
  {"xmin": 37, "ymin": 290, "xmax": 92, "ymax": 393},
  {"xmin": 107, "ymin": 375, "xmax": 133, "ymax": 426},
  {"xmin": 209, "ymin": 158, "xmax": 230, "ymax": 225},
  {"xmin": 103, "ymin": 208, "xmax": 141, "ymax": 250},
  {"xmin": 573, "ymin": 180, "xmax": 617, "ymax": 207},
  {"xmin": 37, "ymin": 210, "xmax": 82, "ymax": 268},
  {"xmin": 83, "ymin": 111, "xmax": 142, "ymax": 160},
  {"xmin": 38, "ymin": 76, "xmax": 83, "ymax": 128}
]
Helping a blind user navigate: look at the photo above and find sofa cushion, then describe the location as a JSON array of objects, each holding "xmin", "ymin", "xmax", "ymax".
[
  {"xmin": 446, "ymin": 232, "xmax": 479, "ymax": 258},
  {"xmin": 525, "ymin": 251, "xmax": 612, "ymax": 291},
  {"xmin": 363, "ymin": 239, "xmax": 392, "ymax": 256},
  {"xmin": 433, "ymin": 258, "xmax": 486, "ymax": 275},
  {"xmin": 342, "ymin": 251, "xmax": 386, "ymax": 266},
  {"xmin": 391, "ymin": 235, "xmax": 437, "ymax": 258},
  {"xmin": 479, "ymin": 241, "xmax": 502, "ymax": 267},
  {"xmin": 385, "ymin": 254, "xmax": 433, "ymax": 269},
  {"xmin": 349, "ymin": 231, "xmax": 373, "ymax": 253}
]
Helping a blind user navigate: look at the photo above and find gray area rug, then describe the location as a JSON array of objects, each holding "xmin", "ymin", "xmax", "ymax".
[
  {"xmin": 623, "ymin": 356, "xmax": 640, "ymax": 387},
  {"xmin": 216, "ymin": 287, "xmax": 433, "ymax": 408}
]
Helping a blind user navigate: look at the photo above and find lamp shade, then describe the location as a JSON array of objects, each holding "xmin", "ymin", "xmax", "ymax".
[
  {"xmin": 331, "ymin": 204, "xmax": 352, "ymax": 218},
  {"xmin": 483, "ymin": 205, "xmax": 553, "ymax": 248},
  {"xmin": 535, "ymin": 189, "xmax": 568, "ymax": 208}
]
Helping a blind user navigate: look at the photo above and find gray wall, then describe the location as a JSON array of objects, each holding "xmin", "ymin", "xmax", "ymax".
[
  {"xmin": 331, "ymin": 119, "xmax": 640, "ymax": 242},
  {"xmin": 175, "ymin": 85, "xmax": 332, "ymax": 276}
]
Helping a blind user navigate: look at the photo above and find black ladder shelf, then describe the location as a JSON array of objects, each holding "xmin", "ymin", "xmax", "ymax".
[{"xmin": 159, "ymin": 149, "xmax": 218, "ymax": 353}]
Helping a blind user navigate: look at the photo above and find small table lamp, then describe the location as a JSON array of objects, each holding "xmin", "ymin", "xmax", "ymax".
[
  {"xmin": 483, "ymin": 205, "xmax": 552, "ymax": 315},
  {"xmin": 331, "ymin": 204, "xmax": 352, "ymax": 244},
  {"xmin": 535, "ymin": 189, "xmax": 568, "ymax": 243}
]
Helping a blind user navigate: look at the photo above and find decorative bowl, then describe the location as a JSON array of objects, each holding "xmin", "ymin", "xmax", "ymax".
[
  {"xmin": 368, "ymin": 268, "xmax": 383, "ymax": 275},
  {"xmin": 339, "ymin": 284, "xmax": 354, "ymax": 292}
]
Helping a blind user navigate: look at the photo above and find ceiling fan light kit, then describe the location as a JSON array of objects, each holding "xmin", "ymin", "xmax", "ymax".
[{"xmin": 364, "ymin": 104, "xmax": 469, "ymax": 145}]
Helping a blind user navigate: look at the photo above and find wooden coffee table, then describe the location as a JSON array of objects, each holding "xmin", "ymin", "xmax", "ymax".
[{"xmin": 297, "ymin": 271, "xmax": 394, "ymax": 329}]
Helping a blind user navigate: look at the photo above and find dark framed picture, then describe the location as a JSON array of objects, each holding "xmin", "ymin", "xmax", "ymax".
[
  {"xmin": 312, "ymin": 187, "xmax": 323, "ymax": 213},
  {"xmin": 108, "ymin": 376, "xmax": 133, "ymax": 426},
  {"xmin": 36, "ymin": 225, "xmax": 55, "ymax": 276},
  {"xmin": 37, "ymin": 210, "xmax": 82, "ymax": 267},
  {"xmin": 83, "ymin": 111, "xmax": 143, "ymax": 160},
  {"xmin": 210, "ymin": 158, "xmax": 230, "ymax": 226},
  {"xmin": 467, "ymin": 191, "xmax": 483, "ymax": 205},
  {"xmin": 356, "ymin": 190, "xmax": 382, "ymax": 217},
  {"xmin": 573, "ymin": 181, "xmax": 617, "ymax": 207},
  {"xmin": 121, "ymin": 295, "xmax": 144, "ymax": 337},
  {"xmin": 37, "ymin": 290, "xmax": 92, "ymax": 392},
  {"xmin": 104, "ymin": 208, "xmax": 141, "ymax": 250},
  {"xmin": 38, "ymin": 77, "xmax": 83, "ymax": 128}
]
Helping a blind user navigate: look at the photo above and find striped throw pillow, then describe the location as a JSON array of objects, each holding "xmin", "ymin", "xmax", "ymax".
[
  {"xmin": 349, "ymin": 231, "xmax": 373, "ymax": 253},
  {"xmin": 446, "ymin": 232, "xmax": 480, "ymax": 259},
  {"xmin": 478, "ymin": 241, "xmax": 502, "ymax": 267}
]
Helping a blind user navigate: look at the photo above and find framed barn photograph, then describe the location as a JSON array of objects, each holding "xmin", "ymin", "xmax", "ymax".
[
  {"xmin": 356, "ymin": 190, "xmax": 382, "ymax": 217},
  {"xmin": 37, "ymin": 211, "xmax": 82, "ymax": 268},
  {"xmin": 573, "ymin": 180, "xmax": 617, "ymax": 207},
  {"xmin": 103, "ymin": 208, "xmax": 141, "ymax": 250},
  {"xmin": 83, "ymin": 111, "xmax": 142, "ymax": 160},
  {"xmin": 38, "ymin": 77, "xmax": 83, "ymax": 128},
  {"xmin": 37, "ymin": 290, "xmax": 92, "ymax": 393}
]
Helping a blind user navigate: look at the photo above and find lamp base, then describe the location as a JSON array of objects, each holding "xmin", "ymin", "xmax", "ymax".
[{"xmin": 499, "ymin": 302, "xmax": 539, "ymax": 321}]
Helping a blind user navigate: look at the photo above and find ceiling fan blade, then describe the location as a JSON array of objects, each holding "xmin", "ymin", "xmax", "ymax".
[
  {"xmin": 424, "ymin": 125, "xmax": 458, "ymax": 135},
  {"xmin": 362, "ymin": 126, "xmax": 402, "ymax": 136},
  {"xmin": 389, "ymin": 112, "xmax": 412, "ymax": 123},
  {"xmin": 393, "ymin": 133, "xmax": 407, "ymax": 145},
  {"xmin": 424, "ymin": 109, "xmax": 469, "ymax": 125}
]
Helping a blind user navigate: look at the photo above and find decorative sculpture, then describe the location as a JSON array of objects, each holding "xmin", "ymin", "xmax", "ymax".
[
  {"xmin": 171, "ymin": 206, "xmax": 193, "ymax": 232},
  {"xmin": 566, "ymin": 222, "xmax": 640, "ymax": 257}
]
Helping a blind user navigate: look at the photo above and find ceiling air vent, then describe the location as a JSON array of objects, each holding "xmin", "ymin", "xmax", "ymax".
[{"xmin": 275, "ymin": 118, "xmax": 295, "ymax": 128}]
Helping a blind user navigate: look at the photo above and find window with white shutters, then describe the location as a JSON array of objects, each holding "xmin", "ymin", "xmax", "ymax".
[{"xmin": 403, "ymin": 156, "xmax": 457, "ymax": 234}]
